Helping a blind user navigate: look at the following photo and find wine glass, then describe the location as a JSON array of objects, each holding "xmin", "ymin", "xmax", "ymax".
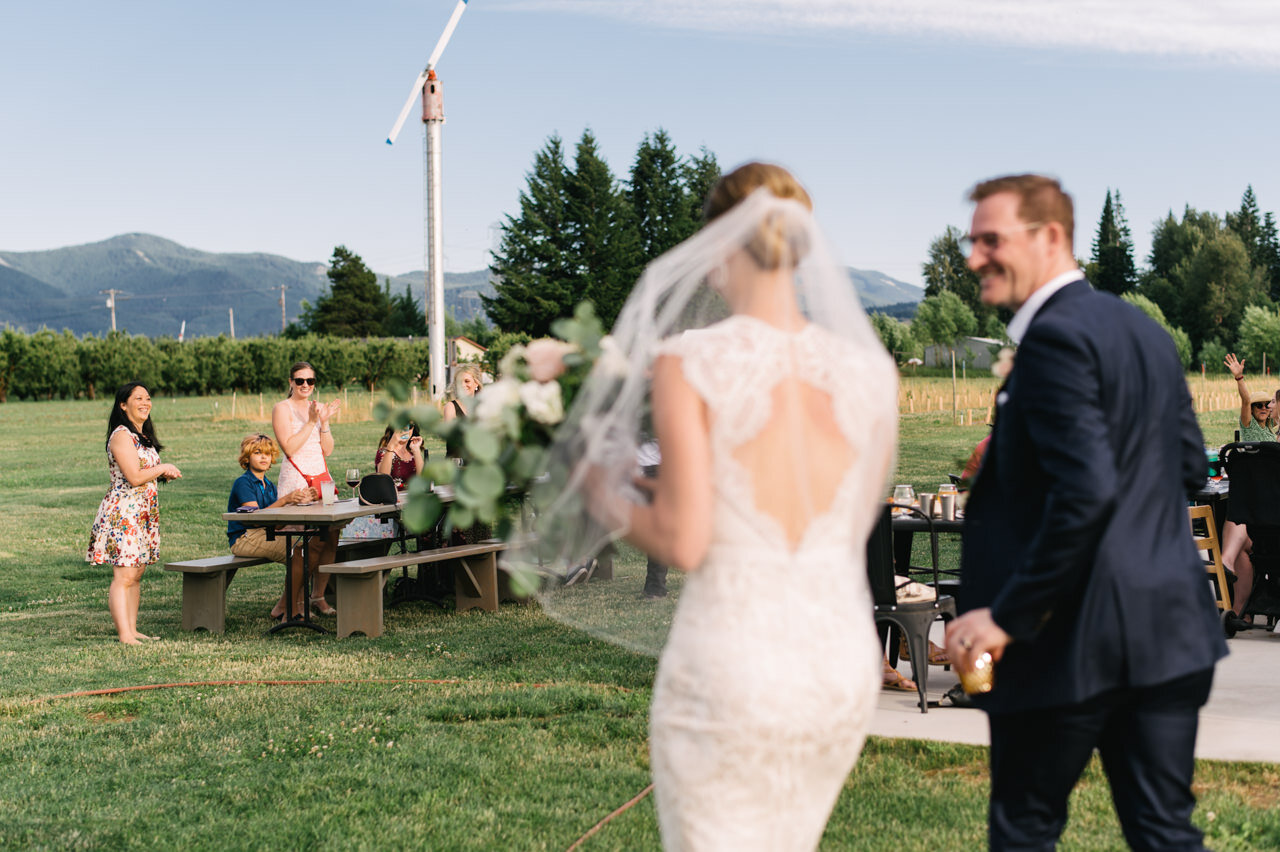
[
  {"xmin": 345, "ymin": 468, "xmax": 361, "ymax": 498},
  {"xmin": 892, "ymin": 484, "xmax": 915, "ymax": 513}
]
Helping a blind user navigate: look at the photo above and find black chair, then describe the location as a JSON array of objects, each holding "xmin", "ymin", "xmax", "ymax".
[
  {"xmin": 1221, "ymin": 442, "xmax": 1280, "ymax": 635},
  {"xmin": 866, "ymin": 503, "xmax": 958, "ymax": 713}
]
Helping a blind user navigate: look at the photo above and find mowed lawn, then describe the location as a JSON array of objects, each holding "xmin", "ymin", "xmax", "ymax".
[{"xmin": 1, "ymin": 391, "xmax": 1276, "ymax": 851}]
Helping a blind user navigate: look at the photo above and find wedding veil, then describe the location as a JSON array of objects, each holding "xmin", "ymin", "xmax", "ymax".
[{"xmin": 503, "ymin": 172, "xmax": 896, "ymax": 655}]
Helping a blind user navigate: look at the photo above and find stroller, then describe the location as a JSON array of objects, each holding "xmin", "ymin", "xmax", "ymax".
[{"xmin": 1220, "ymin": 442, "xmax": 1280, "ymax": 636}]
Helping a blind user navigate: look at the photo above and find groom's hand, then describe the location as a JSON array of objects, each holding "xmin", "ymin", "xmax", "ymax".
[{"xmin": 946, "ymin": 608, "xmax": 1011, "ymax": 673}]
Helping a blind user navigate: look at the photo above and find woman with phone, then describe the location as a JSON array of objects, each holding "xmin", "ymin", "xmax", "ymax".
[{"xmin": 375, "ymin": 422, "xmax": 426, "ymax": 489}]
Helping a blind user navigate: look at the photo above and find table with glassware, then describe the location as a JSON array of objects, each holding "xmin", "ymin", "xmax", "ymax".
[{"xmin": 221, "ymin": 496, "xmax": 399, "ymax": 633}]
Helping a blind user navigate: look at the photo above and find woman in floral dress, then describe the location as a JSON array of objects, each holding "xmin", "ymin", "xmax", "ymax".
[{"xmin": 87, "ymin": 382, "xmax": 182, "ymax": 644}]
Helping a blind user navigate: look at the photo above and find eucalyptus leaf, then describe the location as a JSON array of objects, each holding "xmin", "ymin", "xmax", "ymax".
[
  {"xmin": 411, "ymin": 404, "xmax": 442, "ymax": 428},
  {"xmin": 450, "ymin": 505, "xmax": 475, "ymax": 530},
  {"xmin": 384, "ymin": 377, "xmax": 410, "ymax": 403},
  {"xmin": 372, "ymin": 399, "xmax": 393, "ymax": 422},
  {"xmin": 463, "ymin": 428, "xmax": 502, "ymax": 464},
  {"xmin": 401, "ymin": 493, "xmax": 443, "ymax": 534},
  {"xmin": 461, "ymin": 463, "xmax": 505, "ymax": 502}
]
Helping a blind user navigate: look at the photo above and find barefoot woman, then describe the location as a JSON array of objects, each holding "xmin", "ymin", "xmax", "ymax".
[{"xmin": 87, "ymin": 383, "xmax": 183, "ymax": 644}]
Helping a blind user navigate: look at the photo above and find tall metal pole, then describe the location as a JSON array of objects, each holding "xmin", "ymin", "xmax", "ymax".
[
  {"xmin": 423, "ymin": 71, "xmax": 447, "ymax": 400},
  {"xmin": 278, "ymin": 284, "xmax": 288, "ymax": 333}
]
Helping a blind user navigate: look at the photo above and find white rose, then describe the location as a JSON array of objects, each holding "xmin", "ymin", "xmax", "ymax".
[
  {"xmin": 474, "ymin": 378, "xmax": 521, "ymax": 426},
  {"xmin": 596, "ymin": 335, "xmax": 630, "ymax": 378},
  {"xmin": 520, "ymin": 379, "xmax": 565, "ymax": 425}
]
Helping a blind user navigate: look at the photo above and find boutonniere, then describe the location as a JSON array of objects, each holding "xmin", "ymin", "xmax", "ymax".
[{"xmin": 991, "ymin": 347, "xmax": 1015, "ymax": 380}]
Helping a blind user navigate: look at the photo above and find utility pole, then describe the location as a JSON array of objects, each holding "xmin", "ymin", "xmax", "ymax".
[
  {"xmin": 277, "ymin": 284, "xmax": 288, "ymax": 333},
  {"xmin": 99, "ymin": 289, "xmax": 122, "ymax": 331},
  {"xmin": 229, "ymin": 307, "xmax": 235, "ymax": 339}
]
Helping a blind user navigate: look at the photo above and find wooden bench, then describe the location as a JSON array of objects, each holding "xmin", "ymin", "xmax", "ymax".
[
  {"xmin": 319, "ymin": 541, "xmax": 517, "ymax": 638},
  {"xmin": 165, "ymin": 538, "xmax": 392, "ymax": 633},
  {"xmin": 163, "ymin": 555, "xmax": 269, "ymax": 633}
]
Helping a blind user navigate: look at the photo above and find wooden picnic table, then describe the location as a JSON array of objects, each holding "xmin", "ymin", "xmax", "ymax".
[{"xmin": 221, "ymin": 497, "xmax": 397, "ymax": 633}]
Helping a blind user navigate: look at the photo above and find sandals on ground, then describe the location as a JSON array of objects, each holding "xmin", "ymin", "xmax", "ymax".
[
  {"xmin": 882, "ymin": 661, "xmax": 918, "ymax": 692},
  {"xmin": 309, "ymin": 596, "xmax": 337, "ymax": 616},
  {"xmin": 899, "ymin": 636, "xmax": 951, "ymax": 666}
]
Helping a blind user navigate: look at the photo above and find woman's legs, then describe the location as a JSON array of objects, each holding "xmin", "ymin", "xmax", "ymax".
[
  {"xmin": 109, "ymin": 564, "xmax": 147, "ymax": 643},
  {"xmin": 308, "ymin": 531, "xmax": 338, "ymax": 615},
  {"xmin": 1222, "ymin": 521, "xmax": 1255, "ymax": 616}
]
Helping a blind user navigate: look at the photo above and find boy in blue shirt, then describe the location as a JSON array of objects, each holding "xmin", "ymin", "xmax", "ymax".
[{"xmin": 227, "ymin": 433, "xmax": 333, "ymax": 620}]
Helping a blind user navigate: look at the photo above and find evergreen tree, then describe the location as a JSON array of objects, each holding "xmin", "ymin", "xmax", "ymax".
[
  {"xmin": 484, "ymin": 135, "xmax": 578, "ymax": 336},
  {"xmin": 305, "ymin": 246, "xmax": 389, "ymax": 337},
  {"xmin": 382, "ymin": 279, "xmax": 429, "ymax": 337},
  {"xmin": 682, "ymin": 147, "xmax": 722, "ymax": 228},
  {"xmin": 1226, "ymin": 185, "xmax": 1265, "ymax": 269},
  {"xmin": 1262, "ymin": 211, "xmax": 1280, "ymax": 302},
  {"xmin": 1089, "ymin": 189, "xmax": 1137, "ymax": 295},
  {"xmin": 630, "ymin": 129, "xmax": 695, "ymax": 262},
  {"xmin": 922, "ymin": 226, "xmax": 993, "ymax": 330},
  {"xmin": 566, "ymin": 130, "xmax": 640, "ymax": 328}
]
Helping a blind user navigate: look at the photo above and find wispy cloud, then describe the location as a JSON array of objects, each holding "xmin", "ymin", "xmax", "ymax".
[{"xmin": 517, "ymin": 1, "xmax": 1280, "ymax": 69}]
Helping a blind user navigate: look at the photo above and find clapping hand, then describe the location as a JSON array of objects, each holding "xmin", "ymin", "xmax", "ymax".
[
  {"xmin": 408, "ymin": 435, "xmax": 423, "ymax": 452},
  {"xmin": 158, "ymin": 463, "xmax": 183, "ymax": 482},
  {"xmin": 319, "ymin": 398, "xmax": 341, "ymax": 425}
]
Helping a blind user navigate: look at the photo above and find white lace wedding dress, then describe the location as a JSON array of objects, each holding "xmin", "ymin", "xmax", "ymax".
[{"xmin": 649, "ymin": 315, "xmax": 897, "ymax": 851}]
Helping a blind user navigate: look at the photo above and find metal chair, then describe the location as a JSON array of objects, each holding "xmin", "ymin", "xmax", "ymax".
[{"xmin": 866, "ymin": 503, "xmax": 958, "ymax": 713}]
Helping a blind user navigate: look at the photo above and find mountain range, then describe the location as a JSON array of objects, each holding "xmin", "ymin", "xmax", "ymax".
[{"xmin": 0, "ymin": 233, "xmax": 922, "ymax": 338}]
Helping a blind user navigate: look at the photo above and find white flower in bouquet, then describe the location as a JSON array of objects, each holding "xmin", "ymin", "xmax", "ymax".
[
  {"xmin": 475, "ymin": 378, "xmax": 521, "ymax": 426},
  {"xmin": 520, "ymin": 379, "xmax": 565, "ymax": 425},
  {"xmin": 596, "ymin": 335, "xmax": 630, "ymax": 378},
  {"xmin": 992, "ymin": 347, "xmax": 1016, "ymax": 380}
]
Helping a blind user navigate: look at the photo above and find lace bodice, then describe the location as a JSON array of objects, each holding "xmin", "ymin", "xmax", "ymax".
[{"xmin": 658, "ymin": 315, "xmax": 896, "ymax": 558}]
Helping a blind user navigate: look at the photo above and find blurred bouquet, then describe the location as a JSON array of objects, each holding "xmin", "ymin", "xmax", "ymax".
[{"xmin": 388, "ymin": 302, "xmax": 620, "ymax": 539}]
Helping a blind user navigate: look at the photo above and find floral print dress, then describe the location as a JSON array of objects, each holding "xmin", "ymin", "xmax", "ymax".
[{"xmin": 86, "ymin": 425, "xmax": 161, "ymax": 567}]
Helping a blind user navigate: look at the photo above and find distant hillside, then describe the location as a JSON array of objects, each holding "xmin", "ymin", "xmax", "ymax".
[
  {"xmin": 848, "ymin": 268, "xmax": 924, "ymax": 308},
  {"xmin": 0, "ymin": 234, "xmax": 491, "ymax": 338},
  {"xmin": 0, "ymin": 234, "xmax": 918, "ymax": 337}
]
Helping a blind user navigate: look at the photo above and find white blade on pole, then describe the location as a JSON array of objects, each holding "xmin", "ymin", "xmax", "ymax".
[
  {"xmin": 425, "ymin": 0, "xmax": 469, "ymax": 71},
  {"xmin": 386, "ymin": 69, "xmax": 430, "ymax": 145}
]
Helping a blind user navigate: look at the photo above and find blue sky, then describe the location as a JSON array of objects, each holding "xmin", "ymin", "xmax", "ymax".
[{"xmin": 3, "ymin": 0, "xmax": 1279, "ymax": 288}]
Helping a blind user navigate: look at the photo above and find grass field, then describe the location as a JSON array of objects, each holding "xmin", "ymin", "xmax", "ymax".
[{"xmin": 1, "ymin": 388, "xmax": 1276, "ymax": 851}]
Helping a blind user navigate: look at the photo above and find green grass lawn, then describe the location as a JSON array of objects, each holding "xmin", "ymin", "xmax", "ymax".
[{"xmin": 1, "ymin": 393, "xmax": 1276, "ymax": 851}]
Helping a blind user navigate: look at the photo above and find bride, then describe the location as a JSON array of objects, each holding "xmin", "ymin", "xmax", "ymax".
[{"xmin": 532, "ymin": 162, "xmax": 897, "ymax": 850}]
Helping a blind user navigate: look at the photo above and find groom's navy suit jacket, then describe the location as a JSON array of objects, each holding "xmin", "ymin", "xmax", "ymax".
[{"xmin": 959, "ymin": 279, "xmax": 1228, "ymax": 714}]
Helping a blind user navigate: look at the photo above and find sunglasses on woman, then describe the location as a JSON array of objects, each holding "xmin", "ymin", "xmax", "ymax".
[{"xmin": 293, "ymin": 377, "xmax": 317, "ymax": 386}]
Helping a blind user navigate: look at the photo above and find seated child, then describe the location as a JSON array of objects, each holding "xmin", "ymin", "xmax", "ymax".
[{"xmin": 227, "ymin": 433, "xmax": 336, "ymax": 620}]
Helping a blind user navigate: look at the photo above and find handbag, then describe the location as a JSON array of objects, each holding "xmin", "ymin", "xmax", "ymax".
[
  {"xmin": 356, "ymin": 473, "xmax": 399, "ymax": 506},
  {"xmin": 286, "ymin": 454, "xmax": 333, "ymax": 491}
]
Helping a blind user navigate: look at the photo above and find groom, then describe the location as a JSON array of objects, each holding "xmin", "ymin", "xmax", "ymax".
[{"xmin": 945, "ymin": 174, "xmax": 1227, "ymax": 851}]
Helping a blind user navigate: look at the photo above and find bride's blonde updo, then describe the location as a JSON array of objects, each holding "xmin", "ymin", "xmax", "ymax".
[{"xmin": 704, "ymin": 162, "xmax": 813, "ymax": 270}]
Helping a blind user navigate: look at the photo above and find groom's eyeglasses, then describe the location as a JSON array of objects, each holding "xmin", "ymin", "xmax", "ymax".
[
  {"xmin": 960, "ymin": 222, "xmax": 1044, "ymax": 255},
  {"xmin": 293, "ymin": 377, "xmax": 317, "ymax": 386}
]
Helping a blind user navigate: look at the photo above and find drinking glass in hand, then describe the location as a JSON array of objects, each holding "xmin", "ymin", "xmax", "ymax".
[{"xmin": 346, "ymin": 468, "xmax": 361, "ymax": 495}]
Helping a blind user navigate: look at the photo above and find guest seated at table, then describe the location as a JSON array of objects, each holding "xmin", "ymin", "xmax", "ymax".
[
  {"xmin": 375, "ymin": 422, "xmax": 426, "ymax": 489},
  {"xmin": 1222, "ymin": 354, "xmax": 1271, "ymax": 628},
  {"xmin": 227, "ymin": 433, "xmax": 336, "ymax": 621}
]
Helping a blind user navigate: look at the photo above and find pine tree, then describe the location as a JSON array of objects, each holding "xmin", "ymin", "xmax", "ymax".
[
  {"xmin": 382, "ymin": 279, "xmax": 428, "ymax": 337},
  {"xmin": 1261, "ymin": 211, "xmax": 1280, "ymax": 302},
  {"xmin": 682, "ymin": 147, "xmax": 721, "ymax": 226},
  {"xmin": 922, "ymin": 226, "xmax": 994, "ymax": 332},
  {"xmin": 566, "ymin": 130, "xmax": 640, "ymax": 329},
  {"xmin": 307, "ymin": 246, "xmax": 389, "ymax": 337},
  {"xmin": 1226, "ymin": 185, "xmax": 1264, "ymax": 268},
  {"xmin": 630, "ymin": 129, "xmax": 694, "ymax": 263},
  {"xmin": 483, "ymin": 135, "xmax": 578, "ymax": 337},
  {"xmin": 1090, "ymin": 189, "xmax": 1137, "ymax": 295}
]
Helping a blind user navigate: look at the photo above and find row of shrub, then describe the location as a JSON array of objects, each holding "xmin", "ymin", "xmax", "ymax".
[{"xmin": 0, "ymin": 329, "xmax": 441, "ymax": 402}]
